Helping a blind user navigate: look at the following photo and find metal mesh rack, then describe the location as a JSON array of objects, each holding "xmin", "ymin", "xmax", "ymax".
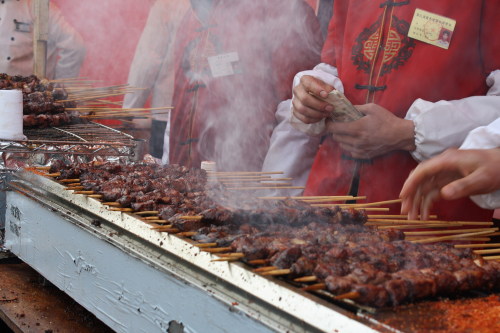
[{"xmin": 0, "ymin": 122, "xmax": 144, "ymax": 160}]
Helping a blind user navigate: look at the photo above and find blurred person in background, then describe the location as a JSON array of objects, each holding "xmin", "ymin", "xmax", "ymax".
[
  {"xmin": 268, "ymin": 1, "xmax": 500, "ymax": 221},
  {"xmin": 167, "ymin": 0, "xmax": 323, "ymax": 171},
  {"xmin": 123, "ymin": 0, "xmax": 190, "ymax": 163},
  {"xmin": 401, "ymin": 118, "xmax": 500, "ymax": 220},
  {"xmin": 0, "ymin": 0, "xmax": 85, "ymax": 79}
]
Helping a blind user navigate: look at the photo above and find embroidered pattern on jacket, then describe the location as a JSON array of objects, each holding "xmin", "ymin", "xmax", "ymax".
[{"xmin": 352, "ymin": 15, "xmax": 415, "ymax": 76}]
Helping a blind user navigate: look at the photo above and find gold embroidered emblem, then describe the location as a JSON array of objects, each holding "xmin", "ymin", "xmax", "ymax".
[{"xmin": 363, "ymin": 28, "xmax": 402, "ymax": 63}]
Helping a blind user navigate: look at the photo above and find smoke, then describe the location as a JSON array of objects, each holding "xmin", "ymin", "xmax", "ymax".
[
  {"xmin": 52, "ymin": 0, "xmax": 153, "ymax": 86},
  {"xmin": 178, "ymin": 0, "xmax": 323, "ymax": 173}
]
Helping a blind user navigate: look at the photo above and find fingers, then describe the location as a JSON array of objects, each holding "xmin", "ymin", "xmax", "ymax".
[
  {"xmin": 420, "ymin": 189, "xmax": 439, "ymax": 220},
  {"xmin": 440, "ymin": 169, "xmax": 490, "ymax": 200},
  {"xmin": 292, "ymin": 97, "xmax": 329, "ymax": 123},
  {"xmin": 292, "ymin": 76, "xmax": 334, "ymax": 123},
  {"xmin": 300, "ymin": 75, "xmax": 334, "ymax": 99}
]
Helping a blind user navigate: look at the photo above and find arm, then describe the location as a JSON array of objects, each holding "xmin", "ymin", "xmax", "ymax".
[
  {"xmin": 47, "ymin": 3, "xmax": 85, "ymax": 79},
  {"xmin": 400, "ymin": 118, "xmax": 500, "ymax": 219},
  {"xmin": 406, "ymin": 70, "xmax": 500, "ymax": 161},
  {"xmin": 262, "ymin": 99, "xmax": 321, "ymax": 196},
  {"xmin": 123, "ymin": 0, "xmax": 174, "ymax": 110}
]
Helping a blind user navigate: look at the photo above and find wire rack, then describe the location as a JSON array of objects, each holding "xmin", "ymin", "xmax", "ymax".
[{"xmin": 0, "ymin": 122, "xmax": 144, "ymax": 160}]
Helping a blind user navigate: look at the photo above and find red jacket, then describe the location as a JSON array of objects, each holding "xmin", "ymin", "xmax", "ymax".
[
  {"xmin": 305, "ymin": 0, "xmax": 500, "ymax": 221},
  {"xmin": 169, "ymin": 0, "xmax": 323, "ymax": 171}
]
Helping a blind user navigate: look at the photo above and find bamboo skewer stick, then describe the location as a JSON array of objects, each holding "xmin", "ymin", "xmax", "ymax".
[
  {"xmin": 176, "ymin": 231, "xmax": 198, "ymax": 237},
  {"xmin": 337, "ymin": 199, "xmax": 402, "ymax": 208},
  {"xmin": 367, "ymin": 214, "xmax": 438, "ymax": 219},
  {"xmin": 302, "ymin": 283, "xmax": 326, "ymax": 291},
  {"xmin": 294, "ymin": 276, "xmax": 318, "ymax": 283},
  {"xmin": 473, "ymin": 248, "xmax": 500, "ymax": 255},
  {"xmin": 411, "ymin": 229, "xmax": 498, "ymax": 243},
  {"xmin": 301, "ymin": 196, "xmax": 367, "ymax": 203},
  {"xmin": 455, "ymin": 243, "xmax": 500, "ymax": 249},
  {"xmin": 368, "ymin": 219, "xmax": 493, "ymax": 226},
  {"xmin": 211, "ymin": 257, "xmax": 241, "ymax": 262},
  {"xmin": 35, "ymin": 166, "xmax": 51, "ymax": 171},
  {"xmin": 202, "ymin": 247, "xmax": 233, "ymax": 253},
  {"xmin": 73, "ymin": 191, "xmax": 94, "ymax": 195},
  {"xmin": 102, "ymin": 202, "xmax": 121, "ymax": 207},
  {"xmin": 178, "ymin": 216, "xmax": 203, "ymax": 221},
  {"xmin": 218, "ymin": 253, "xmax": 245, "ymax": 258},
  {"xmin": 109, "ymin": 208, "xmax": 134, "ymax": 212},
  {"xmin": 374, "ymin": 224, "xmax": 465, "ymax": 230},
  {"xmin": 404, "ymin": 228, "xmax": 497, "ymax": 236},
  {"xmin": 59, "ymin": 179, "xmax": 80, "ymax": 183},
  {"xmin": 247, "ymin": 259, "xmax": 269, "ymax": 265},
  {"xmin": 407, "ymin": 236, "xmax": 491, "ymax": 242},
  {"xmin": 47, "ymin": 172, "xmax": 61, "ymax": 177},
  {"xmin": 143, "ymin": 216, "xmax": 162, "ymax": 221},
  {"xmin": 257, "ymin": 195, "xmax": 359, "ymax": 200},
  {"xmin": 134, "ymin": 211, "xmax": 160, "ymax": 216},
  {"xmin": 194, "ymin": 243, "xmax": 218, "ymax": 248},
  {"xmin": 227, "ymin": 186, "xmax": 305, "ymax": 190},
  {"xmin": 253, "ymin": 266, "xmax": 278, "ymax": 273},
  {"xmin": 65, "ymin": 186, "xmax": 84, "ymax": 191},
  {"xmin": 67, "ymin": 106, "xmax": 173, "ymax": 112},
  {"xmin": 208, "ymin": 171, "xmax": 284, "ymax": 175},
  {"xmin": 335, "ymin": 291, "xmax": 360, "ymax": 301},
  {"xmin": 149, "ymin": 225, "xmax": 174, "ymax": 230},
  {"xmin": 88, "ymin": 195, "xmax": 103, "ymax": 199},
  {"xmin": 261, "ymin": 269, "xmax": 292, "ymax": 276},
  {"xmin": 144, "ymin": 220, "xmax": 168, "ymax": 224},
  {"xmin": 355, "ymin": 208, "xmax": 390, "ymax": 212},
  {"xmin": 483, "ymin": 255, "xmax": 500, "ymax": 261}
]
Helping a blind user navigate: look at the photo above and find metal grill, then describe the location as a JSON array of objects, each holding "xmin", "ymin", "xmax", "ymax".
[{"xmin": 0, "ymin": 122, "xmax": 143, "ymax": 160}]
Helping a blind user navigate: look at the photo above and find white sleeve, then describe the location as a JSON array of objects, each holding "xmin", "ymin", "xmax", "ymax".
[
  {"xmin": 47, "ymin": 4, "xmax": 85, "ymax": 79},
  {"xmin": 458, "ymin": 118, "xmax": 500, "ymax": 209},
  {"xmin": 123, "ymin": 1, "xmax": 171, "ymax": 110},
  {"xmin": 289, "ymin": 63, "xmax": 344, "ymax": 136},
  {"xmin": 406, "ymin": 70, "xmax": 500, "ymax": 162},
  {"xmin": 262, "ymin": 99, "xmax": 321, "ymax": 196}
]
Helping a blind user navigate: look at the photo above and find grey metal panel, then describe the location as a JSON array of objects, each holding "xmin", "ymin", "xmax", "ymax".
[{"xmin": 4, "ymin": 191, "xmax": 276, "ymax": 333}]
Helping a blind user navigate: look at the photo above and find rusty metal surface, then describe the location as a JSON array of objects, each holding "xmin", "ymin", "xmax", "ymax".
[
  {"xmin": 0, "ymin": 260, "xmax": 114, "ymax": 333},
  {"xmin": 367, "ymin": 293, "xmax": 500, "ymax": 333}
]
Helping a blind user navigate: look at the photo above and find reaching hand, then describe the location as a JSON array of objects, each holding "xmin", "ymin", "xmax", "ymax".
[
  {"xmin": 400, "ymin": 148, "xmax": 500, "ymax": 220},
  {"xmin": 292, "ymin": 75, "xmax": 334, "ymax": 124},
  {"xmin": 326, "ymin": 103, "xmax": 416, "ymax": 159}
]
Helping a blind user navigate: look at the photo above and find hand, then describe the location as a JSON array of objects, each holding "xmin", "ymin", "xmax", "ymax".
[
  {"xmin": 326, "ymin": 103, "xmax": 416, "ymax": 159},
  {"xmin": 291, "ymin": 75, "xmax": 334, "ymax": 124},
  {"xmin": 400, "ymin": 148, "xmax": 500, "ymax": 220}
]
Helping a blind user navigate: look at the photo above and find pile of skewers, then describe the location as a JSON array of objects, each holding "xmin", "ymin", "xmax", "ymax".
[
  {"xmin": 34, "ymin": 161, "xmax": 500, "ymax": 308},
  {"xmin": 52, "ymin": 78, "xmax": 173, "ymax": 121}
]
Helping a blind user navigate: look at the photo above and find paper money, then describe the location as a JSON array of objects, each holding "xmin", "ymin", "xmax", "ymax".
[{"xmin": 323, "ymin": 90, "xmax": 364, "ymax": 122}]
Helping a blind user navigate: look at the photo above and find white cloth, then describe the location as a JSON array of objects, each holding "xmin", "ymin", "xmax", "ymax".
[
  {"xmin": 459, "ymin": 118, "xmax": 500, "ymax": 209},
  {"xmin": 122, "ymin": 0, "xmax": 189, "ymax": 164},
  {"xmin": 262, "ymin": 63, "xmax": 343, "ymax": 195},
  {"xmin": 0, "ymin": 0, "xmax": 85, "ymax": 79},
  {"xmin": 261, "ymin": 99, "xmax": 322, "ymax": 196},
  {"xmin": 406, "ymin": 70, "xmax": 500, "ymax": 161}
]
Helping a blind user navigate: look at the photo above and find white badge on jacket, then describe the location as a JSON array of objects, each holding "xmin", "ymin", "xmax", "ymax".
[
  {"xmin": 408, "ymin": 9, "xmax": 456, "ymax": 50},
  {"xmin": 14, "ymin": 19, "xmax": 32, "ymax": 33},
  {"xmin": 208, "ymin": 52, "xmax": 239, "ymax": 78}
]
